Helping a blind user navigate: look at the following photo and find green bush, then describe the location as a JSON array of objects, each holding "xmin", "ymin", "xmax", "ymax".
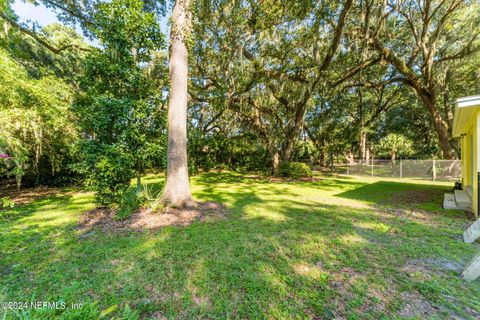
[
  {"xmin": 279, "ymin": 162, "xmax": 313, "ymax": 179},
  {"xmin": 76, "ymin": 144, "xmax": 135, "ymax": 205},
  {"xmin": 116, "ymin": 184, "xmax": 166, "ymax": 219},
  {"xmin": 138, "ymin": 183, "xmax": 163, "ymax": 212},
  {"xmin": 116, "ymin": 189, "xmax": 141, "ymax": 220},
  {"xmin": 1, "ymin": 197, "xmax": 14, "ymax": 208}
]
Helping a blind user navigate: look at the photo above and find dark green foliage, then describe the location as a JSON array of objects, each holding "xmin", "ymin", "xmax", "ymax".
[
  {"xmin": 0, "ymin": 47, "xmax": 79, "ymax": 188},
  {"xmin": 75, "ymin": 144, "xmax": 134, "ymax": 204},
  {"xmin": 187, "ymin": 130, "xmax": 270, "ymax": 174},
  {"xmin": 73, "ymin": 0, "xmax": 165, "ymax": 203},
  {"xmin": 1, "ymin": 0, "xmax": 479, "ymax": 194},
  {"xmin": 279, "ymin": 162, "xmax": 313, "ymax": 179},
  {"xmin": 2, "ymin": 172, "xmax": 478, "ymax": 319},
  {"xmin": 0, "ymin": 4, "xmax": 87, "ymax": 187},
  {"xmin": 117, "ymin": 188, "xmax": 142, "ymax": 220}
]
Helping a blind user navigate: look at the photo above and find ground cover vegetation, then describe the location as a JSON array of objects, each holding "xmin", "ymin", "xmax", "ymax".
[
  {"xmin": 1, "ymin": 0, "xmax": 480, "ymax": 318},
  {"xmin": 1, "ymin": 173, "xmax": 479, "ymax": 318},
  {"xmin": 0, "ymin": 0, "xmax": 478, "ymax": 204}
]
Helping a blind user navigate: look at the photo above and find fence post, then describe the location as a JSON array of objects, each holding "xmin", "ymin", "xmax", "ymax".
[
  {"xmin": 433, "ymin": 159, "xmax": 436, "ymax": 181},
  {"xmin": 400, "ymin": 159, "xmax": 403, "ymax": 178},
  {"xmin": 371, "ymin": 158, "xmax": 374, "ymax": 177}
]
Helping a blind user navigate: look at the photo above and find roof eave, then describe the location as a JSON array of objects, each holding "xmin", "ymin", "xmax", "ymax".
[{"xmin": 453, "ymin": 96, "xmax": 480, "ymax": 137}]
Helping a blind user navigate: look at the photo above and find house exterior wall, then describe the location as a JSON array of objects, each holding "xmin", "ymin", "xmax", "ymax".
[
  {"xmin": 461, "ymin": 109, "xmax": 478, "ymax": 217},
  {"xmin": 464, "ymin": 132, "xmax": 474, "ymax": 186},
  {"xmin": 475, "ymin": 111, "xmax": 480, "ymax": 217}
]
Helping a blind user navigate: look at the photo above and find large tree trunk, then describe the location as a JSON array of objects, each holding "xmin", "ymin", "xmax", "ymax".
[
  {"xmin": 161, "ymin": 0, "xmax": 193, "ymax": 207},
  {"xmin": 281, "ymin": 107, "xmax": 308, "ymax": 163},
  {"xmin": 418, "ymin": 91, "xmax": 455, "ymax": 159},
  {"xmin": 369, "ymin": 38, "xmax": 456, "ymax": 160},
  {"xmin": 272, "ymin": 151, "xmax": 280, "ymax": 175}
]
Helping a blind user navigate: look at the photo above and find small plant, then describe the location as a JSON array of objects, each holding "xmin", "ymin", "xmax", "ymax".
[
  {"xmin": 139, "ymin": 184, "xmax": 164, "ymax": 212},
  {"xmin": 116, "ymin": 189, "xmax": 141, "ymax": 220},
  {"xmin": 1, "ymin": 197, "xmax": 15, "ymax": 208},
  {"xmin": 278, "ymin": 162, "xmax": 313, "ymax": 179},
  {"xmin": 116, "ymin": 184, "xmax": 165, "ymax": 219}
]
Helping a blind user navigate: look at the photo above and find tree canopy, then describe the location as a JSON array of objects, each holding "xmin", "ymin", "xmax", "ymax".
[{"xmin": 0, "ymin": 0, "xmax": 479, "ymax": 203}]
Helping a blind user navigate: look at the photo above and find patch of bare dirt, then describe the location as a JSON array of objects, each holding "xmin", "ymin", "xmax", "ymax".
[
  {"xmin": 397, "ymin": 291, "xmax": 439, "ymax": 318},
  {"xmin": 327, "ymin": 268, "xmax": 387, "ymax": 317},
  {"xmin": 402, "ymin": 258, "xmax": 463, "ymax": 276},
  {"xmin": 77, "ymin": 201, "xmax": 228, "ymax": 234},
  {"xmin": 140, "ymin": 285, "xmax": 180, "ymax": 305},
  {"xmin": 374, "ymin": 205, "xmax": 446, "ymax": 229},
  {"xmin": 391, "ymin": 189, "xmax": 441, "ymax": 205}
]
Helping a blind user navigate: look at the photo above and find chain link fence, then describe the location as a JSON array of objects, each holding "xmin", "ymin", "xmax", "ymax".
[{"xmin": 331, "ymin": 159, "xmax": 461, "ymax": 181}]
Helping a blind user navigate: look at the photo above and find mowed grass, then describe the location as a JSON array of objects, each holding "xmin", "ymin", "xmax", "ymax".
[{"xmin": 1, "ymin": 172, "xmax": 480, "ymax": 319}]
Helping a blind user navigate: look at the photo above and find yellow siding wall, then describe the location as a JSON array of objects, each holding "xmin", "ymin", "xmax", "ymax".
[
  {"xmin": 461, "ymin": 110, "xmax": 478, "ymax": 217},
  {"xmin": 475, "ymin": 110, "xmax": 480, "ymax": 217},
  {"xmin": 465, "ymin": 132, "xmax": 472, "ymax": 186}
]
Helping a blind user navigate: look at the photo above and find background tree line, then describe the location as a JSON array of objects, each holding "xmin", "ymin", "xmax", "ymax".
[{"xmin": 0, "ymin": 0, "xmax": 479, "ymax": 208}]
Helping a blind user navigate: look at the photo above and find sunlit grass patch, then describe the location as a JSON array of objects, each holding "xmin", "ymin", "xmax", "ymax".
[{"xmin": 1, "ymin": 172, "xmax": 479, "ymax": 319}]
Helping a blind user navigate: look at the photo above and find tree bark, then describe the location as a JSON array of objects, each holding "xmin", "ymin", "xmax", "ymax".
[
  {"xmin": 369, "ymin": 38, "xmax": 457, "ymax": 159},
  {"xmin": 272, "ymin": 151, "xmax": 280, "ymax": 175},
  {"xmin": 161, "ymin": 0, "xmax": 193, "ymax": 207},
  {"xmin": 16, "ymin": 174, "xmax": 21, "ymax": 191},
  {"xmin": 136, "ymin": 158, "xmax": 142, "ymax": 192},
  {"xmin": 360, "ymin": 131, "xmax": 368, "ymax": 163},
  {"xmin": 417, "ymin": 91, "xmax": 455, "ymax": 159}
]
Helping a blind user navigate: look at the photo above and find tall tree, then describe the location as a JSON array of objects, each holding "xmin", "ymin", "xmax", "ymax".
[
  {"xmin": 74, "ymin": 0, "xmax": 164, "ymax": 203},
  {"xmin": 161, "ymin": 0, "xmax": 193, "ymax": 207},
  {"xmin": 357, "ymin": 0, "xmax": 480, "ymax": 159},
  {"xmin": 191, "ymin": 0, "xmax": 359, "ymax": 172}
]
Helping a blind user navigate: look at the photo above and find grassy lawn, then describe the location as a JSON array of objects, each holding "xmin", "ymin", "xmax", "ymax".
[{"xmin": 1, "ymin": 172, "xmax": 480, "ymax": 319}]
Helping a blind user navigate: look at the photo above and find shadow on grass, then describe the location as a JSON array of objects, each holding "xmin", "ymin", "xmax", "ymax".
[
  {"xmin": 336, "ymin": 180, "xmax": 452, "ymax": 208},
  {"xmin": 1, "ymin": 172, "xmax": 479, "ymax": 319},
  {"xmin": 0, "ymin": 193, "xmax": 74, "ymax": 223}
]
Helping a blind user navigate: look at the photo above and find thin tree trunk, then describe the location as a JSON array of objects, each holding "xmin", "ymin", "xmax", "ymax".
[
  {"xmin": 347, "ymin": 151, "xmax": 355, "ymax": 164},
  {"xmin": 360, "ymin": 131, "xmax": 367, "ymax": 163},
  {"xmin": 16, "ymin": 174, "xmax": 21, "ymax": 191},
  {"xmin": 136, "ymin": 158, "xmax": 141, "ymax": 192},
  {"xmin": 161, "ymin": 0, "xmax": 193, "ymax": 207}
]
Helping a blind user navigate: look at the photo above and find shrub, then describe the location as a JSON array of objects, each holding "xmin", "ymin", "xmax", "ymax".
[
  {"xmin": 116, "ymin": 184, "xmax": 165, "ymax": 219},
  {"xmin": 116, "ymin": 189, "xmax": 142, "ymax": 220},
  {"xmin": 279, "ymin": 162, "xmax": 313, "ymax": 179},
  {"xmin": 139, "ymin": 183, "xmax": 163, "ymax": 212},
  {"xmin": 76, "ymin": 144, "xmax": 135, "ymax": 205},
  {"xmin": 1, "ymin": 197, "xmax": 14, "ymax": 208}
]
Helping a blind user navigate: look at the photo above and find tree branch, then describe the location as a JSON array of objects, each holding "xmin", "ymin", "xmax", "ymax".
[
  {"xmin": 0, "ymin": 12, "xmax": 91, "ymax": 54},
  {"xmin": 318, "ymin": 0, "xmax": 353, "ymax": 71}
]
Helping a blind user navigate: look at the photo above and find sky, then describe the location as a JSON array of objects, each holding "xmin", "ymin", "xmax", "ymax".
[
  {"xmin": 10, "ymin": 0, "xmax": 170, "ymax": 46},
  {"xmin": 11, "ymin": 1, "xmax": 60, "ymax": 27},
  {"xmin": 11, "ymin": 0, "xmax": 94, "ymax": 44}
]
